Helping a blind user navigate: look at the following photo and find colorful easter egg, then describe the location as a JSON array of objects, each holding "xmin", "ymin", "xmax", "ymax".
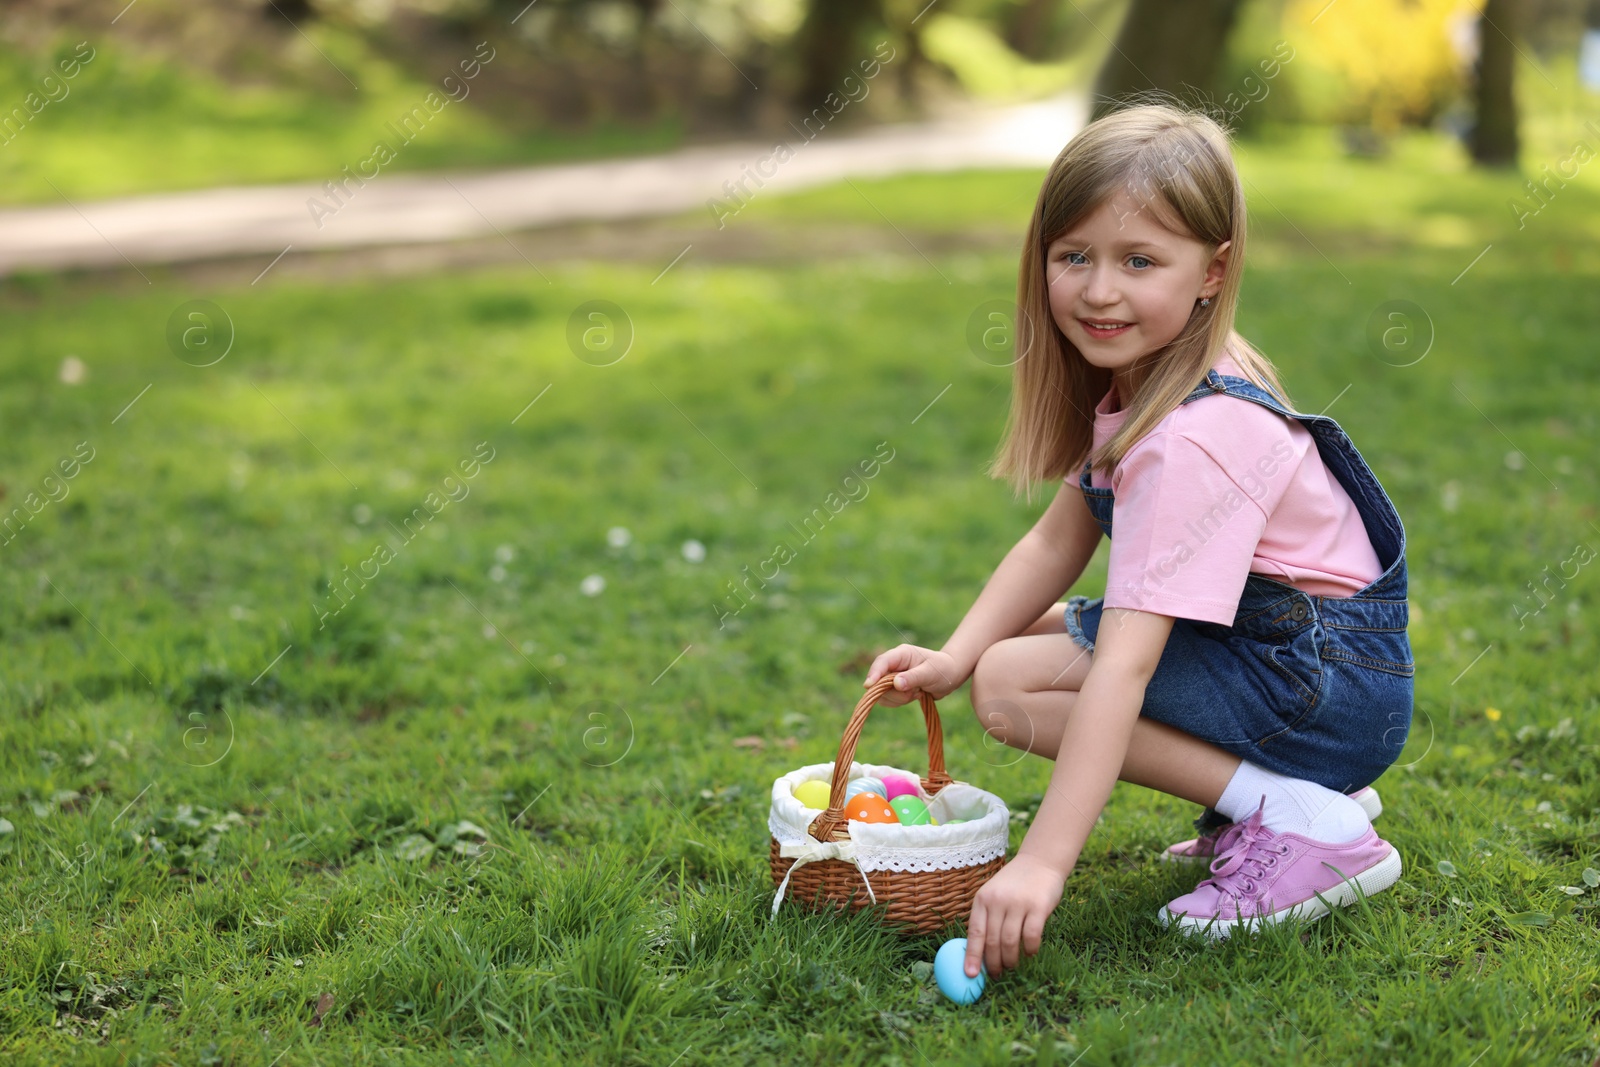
[
  {"xmin": 843, "ymin": 792, "xmax": 899, "ymax": 824},
  {"xmin": 845, "ymin": 777, "xmax": 885, "ymax": 802},
  {"xmin": 793, "ymin": 779, "xmax": 833, "ymax": 810},
  {"xmin": 881, "ymin": 774, "xmax": 920, "ymax": 801},
  {"xmin": 889, "ymin": 795, "xmax": 932, "ymax": 825},
  {"xmin": 934, "ymin": 938, "xmax": 986, "ymax": 1004}
]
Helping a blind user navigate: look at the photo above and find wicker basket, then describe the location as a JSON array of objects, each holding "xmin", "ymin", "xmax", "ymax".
[{"xmin": 767, "ymin": 676, "xmax": 1009, "ymax": 935}]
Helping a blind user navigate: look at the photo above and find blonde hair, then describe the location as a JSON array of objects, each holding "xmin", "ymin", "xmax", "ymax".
[{"xmin": 988, "ymin": 97, "xmax": 1294, "ymax": 499}]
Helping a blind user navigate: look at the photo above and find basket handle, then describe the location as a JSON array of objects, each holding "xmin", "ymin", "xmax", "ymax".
[{"xmin": 805, "ymin": 676, "xmax": 955, "ymax": 842}]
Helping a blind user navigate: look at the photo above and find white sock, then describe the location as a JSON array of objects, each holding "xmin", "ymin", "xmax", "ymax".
[{"xmin": 1216, "ymin": 761, "xmax": 1369, "ymax": 843}]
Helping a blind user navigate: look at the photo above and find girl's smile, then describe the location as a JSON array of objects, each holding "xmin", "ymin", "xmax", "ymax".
[{"xmin": 1078, "ymin": 319, "xmax": 1135, "ymax": 340}]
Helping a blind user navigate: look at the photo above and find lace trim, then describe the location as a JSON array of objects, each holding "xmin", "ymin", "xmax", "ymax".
[
  {"xmin": 770, "ymin": 812, "xmax": 815, "ymax": 848},
  {"xmin": 768, "ymin": 761, "xmax": 1011, "ymax": 875},
  {"xmin": 769, "ymin": 813, "xmax": 1008, "ymax": 872},
  {"xmin": 854, "ymin": 840, "xmax": 1008, "ymax": 873}
]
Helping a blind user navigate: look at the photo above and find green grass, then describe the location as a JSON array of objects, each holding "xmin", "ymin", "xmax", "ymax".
[
  {"xmin": 2, "ymin": 121, "xmax": 1599, "ymax": 1065},
  {"xmin": 0, "ymin": 31, "xmax": 683, "ymax": 206}
]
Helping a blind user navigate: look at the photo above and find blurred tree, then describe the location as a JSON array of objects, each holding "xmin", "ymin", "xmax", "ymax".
[
  {"xmin": 268, "ymin": 0, "xmax": 316, "ymax": 19},
  {"xmin": 1584, "ymin": 0, "xmax": 1600, "ymax": 89},
  {"xmin": 1516, "ymin": 0, "xmax": 1594, "ymax": 55},
  {"xmin": 794, "ymin": 0, "xmax": 888, "ymax": 107},
  {"xmin": 1005, "ymin": 0, "xmax": 1061, "ymax": 59},
  {"xmin": 1283, "ymin": 0, "xmax": 1479, "ymax": 152},
  {"xmin": 1470, "ymin": 0, "xmax": 1521, "ymax": 164},
  {"xmin": 880, "ymin": 0, "xmax": 933, "ymax": 111},
  {"xmin": 1089, "ymin": 0, "xmax": 1246, "ymax": 121}
]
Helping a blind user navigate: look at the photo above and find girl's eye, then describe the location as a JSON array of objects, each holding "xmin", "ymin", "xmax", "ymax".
[{"xmin": 1056, "ymin": 251, "xmax": 1154, "ymax": 269}]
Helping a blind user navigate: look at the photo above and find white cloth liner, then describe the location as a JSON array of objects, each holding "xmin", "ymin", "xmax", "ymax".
[{"xmin": 769, "ymin": 760, "xmax": 1010, "ymax": 919}]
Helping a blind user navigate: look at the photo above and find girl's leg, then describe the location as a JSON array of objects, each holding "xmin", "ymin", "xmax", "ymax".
[
  {"xmin": 978, "ymin": 608, "xmax": 1370, "ymax": 841},
  {"xmin": 995, "ymin": 610, "xmax": 1400, "ymax": 937},
  {"xmin": 970, "ymin": 617, "xmax": 1241, "ymax": 810}
]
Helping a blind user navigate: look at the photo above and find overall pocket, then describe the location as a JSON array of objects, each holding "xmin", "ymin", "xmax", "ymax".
[
  {"xmin": 1241, "ymin": 617, "xmax": 1326, "ymax": 742},
  {"xmin": 1321, "ymin": 617, "xmax": 1414, "ymax": 677}
]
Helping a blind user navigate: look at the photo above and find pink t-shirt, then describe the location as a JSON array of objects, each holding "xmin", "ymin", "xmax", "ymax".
[{"xmin": 1086, "ymin": 356, "xmax": 1384, "ymax": 625}]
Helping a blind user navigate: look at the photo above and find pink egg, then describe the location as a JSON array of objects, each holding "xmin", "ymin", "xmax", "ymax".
[{"xmin": 881, "ymin": 774, "xmax": 920, "ymax": 801}]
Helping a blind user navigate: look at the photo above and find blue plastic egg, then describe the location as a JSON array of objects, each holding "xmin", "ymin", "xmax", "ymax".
[
  {"xmin": 933, "ymin": 938, "xmax": 986, "ymax": 1005},
  {"xmin": 845, "ymin": 777, "xmax": 885, "ymax": 802}
]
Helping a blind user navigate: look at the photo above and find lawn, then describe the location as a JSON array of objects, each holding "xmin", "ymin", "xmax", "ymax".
[
  {"xmin": 1, "ymin": 120, "xmax": 1598, "ymax": 1066},
  {"xmin": 0, "ymin": 29, "xmax": 684, "ymax": 207}
]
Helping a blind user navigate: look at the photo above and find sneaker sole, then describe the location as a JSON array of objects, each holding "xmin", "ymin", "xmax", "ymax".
[
  {"xmin": 1357, "ymin": 786, "xmax": 1383, "ymax": 821},
  {"xmin": 1157, "ymin": 787, "xmax": 1385, "ymax": 865},
  {"xmin": 1156, "ymin": 844, "xmax": 1403, "ymax": 938}
]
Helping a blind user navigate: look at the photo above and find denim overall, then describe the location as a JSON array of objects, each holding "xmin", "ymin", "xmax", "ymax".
[{"xmin": 1062, "ymin": 368, "xmax": 1415, "ymax": 818}]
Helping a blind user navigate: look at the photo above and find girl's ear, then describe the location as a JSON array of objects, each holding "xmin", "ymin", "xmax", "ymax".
[{"xmin": 1204, "ymin": 239, "xmax": 1232, "ymax": 290}]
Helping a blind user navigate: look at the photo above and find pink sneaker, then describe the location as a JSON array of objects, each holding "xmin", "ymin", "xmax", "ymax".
[
  {"xmin": 1159, "ymin": 785, "xmax": 1383, "ymax": 863},
  {"xmin": 1156, "ymin": 800, "xmax": 1403, "ymax": 938}
]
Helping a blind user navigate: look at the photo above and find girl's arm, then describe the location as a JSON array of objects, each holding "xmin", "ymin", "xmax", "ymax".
[
  {"xmin": 962, "ymin": 607, "xmax": 1174, "ymax": 977},
  {"xmin": 864, "ymin": 481, "xmax": 1104, "ymax": 703}
]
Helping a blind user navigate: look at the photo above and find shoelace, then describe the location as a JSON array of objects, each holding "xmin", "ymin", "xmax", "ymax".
[{"xmin": 1194, "ymin": 800, "xmax": 1291, "ymax": 901}]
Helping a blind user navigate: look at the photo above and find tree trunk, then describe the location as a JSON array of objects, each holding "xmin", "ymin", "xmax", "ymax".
[
  {"xmin": 895, "ymin": 20, "xmax": 928, "ymax": 114},
  {"xmin": 1006, "ymin": 0, "xmax": 1062, "ymax": 61},
  {"xmin": 1089, "ymin": 0, "xmax": 1246, "ymax": 123},
  {"xmin": 1470, "ymin": 0, "xmax": 1520, "ymax": 166},
  {"xmin": 794, "ymin": 0, "xmax": 887, "ymax": 109}
]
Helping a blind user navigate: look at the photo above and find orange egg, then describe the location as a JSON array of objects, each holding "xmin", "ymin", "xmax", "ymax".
[{"xmin": 844, "ymin": 792, "xmax": 900, "ymax": 824}]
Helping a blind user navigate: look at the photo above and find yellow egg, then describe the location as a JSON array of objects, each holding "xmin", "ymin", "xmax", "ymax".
[{"xmin": 793, "ymin": 779, "xmax": 834, "ymax": 810}]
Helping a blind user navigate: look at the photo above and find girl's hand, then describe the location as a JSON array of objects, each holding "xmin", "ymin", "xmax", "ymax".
[
  {"xmin": 863, "ymin": 645, "xmax": 965, "ymax": 706},
  {"xmin": 964, "ymin": 854, "xmax": 1066, "ymax": 977}
]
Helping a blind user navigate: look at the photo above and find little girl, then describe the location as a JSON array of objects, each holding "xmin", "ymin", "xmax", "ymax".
[{"xmin": 864, "ymin": 102, "xmax": 1414, "ymax": 977}]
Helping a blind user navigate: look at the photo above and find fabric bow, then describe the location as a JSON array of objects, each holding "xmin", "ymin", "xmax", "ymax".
[{"xmin": 769, "ymin": 837, "xmax": 877, "ymax": 919}]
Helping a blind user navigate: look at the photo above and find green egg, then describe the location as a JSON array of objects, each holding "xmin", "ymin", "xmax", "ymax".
[{"xmin": 889, "ymin": 795, "xmax": 932, "ymax": 825}]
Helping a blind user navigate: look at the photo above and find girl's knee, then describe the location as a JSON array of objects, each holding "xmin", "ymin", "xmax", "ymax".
[
  {"xmin": 970, "ymin": 640, "xmax": 1025, "ymax": 739},
  {"xmin": 969, "ymin": 640, "xmax": 1015, "ymax": 707}
]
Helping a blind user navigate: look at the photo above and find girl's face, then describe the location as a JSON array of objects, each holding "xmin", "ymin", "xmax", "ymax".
[{"xmin": 1044, "ymin": 190, "xmax": 1230, "ymax": 392}]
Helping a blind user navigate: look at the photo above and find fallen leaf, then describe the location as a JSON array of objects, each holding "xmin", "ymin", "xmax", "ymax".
[
  {"xmin": 836, "ymin": 651, "xmax": 876, "ymax": 675},
  {"xmin": 393, "ymin": 834, "xmax": 434, "ymax": 862},
  {"xmin": 1502, "ymin": 911, "xmax": 1551, "ymax": 927},
  {"xmin": 309, "ymin": 993, "xmax": 335, "ymax": 1028},
  {"xmin": 732, "ymin": 736, "xmax": 766, "ymax": 750}
]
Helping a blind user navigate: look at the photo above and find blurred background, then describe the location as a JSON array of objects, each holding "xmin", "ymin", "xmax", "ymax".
[
  {"xmin": 2, "ymin": 3, "xmax": 1599, "ymax": 1064},
  {"xmin": 1, "ymin": 0, "xmax": 1596, "ymax": 208}
]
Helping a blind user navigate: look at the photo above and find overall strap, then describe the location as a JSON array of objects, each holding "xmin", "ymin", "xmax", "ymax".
[
  {"xmin": 1179, "ymin": 368, "xmax": 1293, "ymax": 411},
  {"xmin": 1186, "ymin": 370, "xmax": 1408, "ymax": 597}
]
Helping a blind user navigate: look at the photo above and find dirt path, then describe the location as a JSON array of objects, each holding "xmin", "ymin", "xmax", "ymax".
[{"xmin": 0, "ymin": 93, "xmax": 1083, "ymax": 276}]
